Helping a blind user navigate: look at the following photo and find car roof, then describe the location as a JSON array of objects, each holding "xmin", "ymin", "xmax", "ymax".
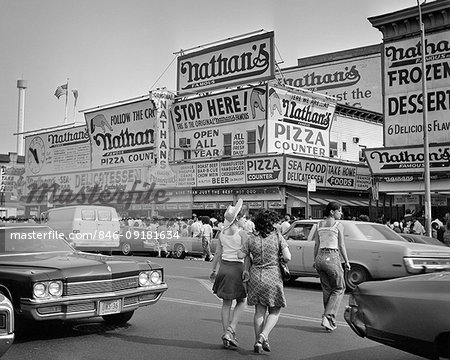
[{"xmin": 291, "ymin": 219, "xmax": 383, "ymax": 226}]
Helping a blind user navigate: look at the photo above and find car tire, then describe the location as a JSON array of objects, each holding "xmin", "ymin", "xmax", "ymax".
[
  {"xmin": 121, "ymin": 242, "xmax": 132, "ymax": 256},
  {"xmin": 173, "ymin": 244, "xmax": 186, "ymax": 259},
  {"xmin": 102, "ymin": 310, "xmax": 134, "ymax": 324},
  {"xmin": 345, "ymin": 264, "xmax": 369, "ymax": 291}
]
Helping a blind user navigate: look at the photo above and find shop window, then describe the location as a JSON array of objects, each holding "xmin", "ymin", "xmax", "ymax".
[
  {"xmin": 223, "ymin": 133, "xmax": 232, "ymax": 156},
  {"xmin": 179, "ymin": 137, "xmax": 191, "ymax": 160},
  {"xmin": 247, "ymin": 130, "xmax": 256, "ymax": 154},
  {"xmin": 359, "ymin": 145, "xmax": 366, "ymax": 162},
  {"xmin": 330, "ymin": 141, "xmax": 338, "ymax": 158}
]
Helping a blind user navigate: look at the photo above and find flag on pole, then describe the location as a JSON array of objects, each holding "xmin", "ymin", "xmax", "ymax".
[
  {"xmin": 72, "ymin": 89, "xmax": 79, "ymax": 107},
  {"xmin": 54, "ymin": 84, "xmax": 68, "ymax": 99}
]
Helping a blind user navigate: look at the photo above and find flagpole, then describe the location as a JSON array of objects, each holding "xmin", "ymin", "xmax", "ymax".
[
  {"xmin": 72, "ymin": 91, "xmax": 77, "ymax": 122},
  {"xmin": 64, "ymin": 78, "xmax": 69, "ymax": 124}
]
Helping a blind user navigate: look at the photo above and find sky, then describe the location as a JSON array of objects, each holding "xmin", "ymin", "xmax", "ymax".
[{"xmin": 1, "ymin": 0, "xmax": 417, "ymax": 155}]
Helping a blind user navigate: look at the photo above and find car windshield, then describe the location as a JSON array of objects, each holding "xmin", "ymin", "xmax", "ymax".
[
  {"xmin": 0, "ymin": 227, "xmax": 74, "ymax": 254},
  {"xmin": 349, "ymin": 223, "xmax": 407, "ymax": 241}
]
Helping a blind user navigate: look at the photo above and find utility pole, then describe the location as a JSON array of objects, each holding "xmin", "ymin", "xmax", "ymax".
[{"xmin": 417, "ymin": 0, "xmax": 432, "ymax": 236}]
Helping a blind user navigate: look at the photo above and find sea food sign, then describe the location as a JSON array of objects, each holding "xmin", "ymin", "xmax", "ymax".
[
  {"xmin": 84, "ymin": 99, "xmax": 157, "ymax": 170},
  {"xmin": 177, "ymin": 31, "xmax": 275, "ymax": 95},
  {"xmin": 384, "ymin": 31, "xmax": 450, "ymax": 146},
  {"xmin": 364, "ymin": 143, "xmax": 450, "ymax": 175},
  {"xmin": 267, "ymin": 85, "xmax": 337, "ymax": 157}
]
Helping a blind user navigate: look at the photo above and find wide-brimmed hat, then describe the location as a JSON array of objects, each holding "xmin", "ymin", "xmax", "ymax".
[{"xmin": 223, "ymin": 199, "xmax": 243, "ymax": 229}]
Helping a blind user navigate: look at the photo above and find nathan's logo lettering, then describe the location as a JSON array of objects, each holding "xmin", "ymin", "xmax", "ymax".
[
  {"xmin": 180, "ymin": 43, "xmax": 270, "ymax": 90},
  {"xmin": 385, "ymin": 39, "xmax": 450, "ymax": 67},
  {"xmin": 281, "ymin": 99, "xmax": 332, "ymax": 129},
  {"xmin": 370, "ymin": 148, "xmax": 450, "ymax": 170},
  {"xmin": 93, "ymin": 128, "xmax": 155, "ymax": 151},
  {"xmin": 47, "ymin": 129, "xmax": 89, "ymax": 146},
  {"xmin": 283, "ymin": 65, "xmax": 361, "ymax": 91}
]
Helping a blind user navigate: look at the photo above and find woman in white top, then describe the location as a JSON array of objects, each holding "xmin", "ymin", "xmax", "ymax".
[
  {"xmin": 313, "ymin": 201, "xmax": 350, "ymax": 332},
  {"xmin": 210, "ymin": 199, "xmax": 248, "ymax": 349}
]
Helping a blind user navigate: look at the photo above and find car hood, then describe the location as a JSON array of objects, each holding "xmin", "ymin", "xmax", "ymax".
[
  {"xmin": 373, "ymin": 240, "xmax": 450, "ymax": 256},
  {"xmin": 352, "ymin": 271, "xmax": 450, "ymax": 340},
  {"xmin": 0, "ymin": 251, "xmax": 151, "ymax": 281}
]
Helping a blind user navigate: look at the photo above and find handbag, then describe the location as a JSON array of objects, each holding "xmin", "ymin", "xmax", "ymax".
[{"xmin": 277, "ymin": 232, "xmax": 290, "ymax": 281}]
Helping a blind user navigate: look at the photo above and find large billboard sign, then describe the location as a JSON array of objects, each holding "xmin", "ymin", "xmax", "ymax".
[
  {"xmin": 267, "ymin": 84, "xmax": 337, "ymax": 157},
  {"xmin": 280, "ymin": 53, "xmax": 382, "ymax": 112},
  {"xmin": 364, "ymin": 143, "xmax": 450, "ymax": 175},
  {"xmin": 171, "ymin": 86, "xmax": 267, "ymax": 130},
  {"xmin": 84, "ymin": 99, "xmax": 157, "ymax": 170},
  {"xmin": 177, "ymin": 32, "xmax": 275, "ymax": 95},
  {"xmin": 384, "ymin": 30, "xmax": 450, "ymax": 146},
  {"xmin": 25, "ymin": 125, "xmax": 90, "ymax": 177}
]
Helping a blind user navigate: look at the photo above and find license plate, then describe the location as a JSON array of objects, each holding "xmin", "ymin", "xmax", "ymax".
[{"xmin": 99, "ymin": 299, "xmax": 122, "ymax": 315}]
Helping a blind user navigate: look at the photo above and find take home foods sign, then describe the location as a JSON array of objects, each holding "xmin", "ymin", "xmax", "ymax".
[{"xmin": 177, "ymin": 31, "xmax": 275, "ymax": 95}]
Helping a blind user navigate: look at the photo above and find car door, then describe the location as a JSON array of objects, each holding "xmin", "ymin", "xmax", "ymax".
[{"xmin": 283, "ymin": 222, "xmax": 316, "ymax": 274}]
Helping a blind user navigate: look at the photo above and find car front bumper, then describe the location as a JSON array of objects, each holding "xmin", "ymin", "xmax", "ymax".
[
  {"xmin": 344, "ymin": 305, "xmax": 366, "ymax": 338},
  {"xmin": 20, "ymin": 283, "xmax": 168, "ymax": 321},
  {"xmin": 0, "ymin": 298, "xmax": 14, "ymax": 357}
]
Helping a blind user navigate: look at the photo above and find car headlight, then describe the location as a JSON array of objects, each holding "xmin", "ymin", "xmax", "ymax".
[
  {"xmin": 48, "ymin": 281, "xmax": 63, "ymax": 296},
  {"xmin": 139, "ymin": 272, "xmax": 150, "ymax": 286},
  {"xmin": 150, "ymin": 270, "xmax": 162, "ymax": 285},
  {"xmin": 33, "ymin": 281, "xmax": 63, "ymax": 299},
  {"xmin": 33, "ymin": 283, "xmax": 47, "ymax": 298}
]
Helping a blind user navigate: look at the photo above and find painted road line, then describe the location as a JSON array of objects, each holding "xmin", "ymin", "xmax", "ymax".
[{"xmin": 161, "ymin": 296, "xmax": 347, "ymax": 327}]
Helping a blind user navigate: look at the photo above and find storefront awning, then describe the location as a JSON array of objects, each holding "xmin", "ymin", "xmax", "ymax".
[
  {"xmin": 378, "ymin": 178, "xmax": 450, "ymax": 194},
  {"xmin": 286, "ymin": 192, "xmax": 322, "ymax": 206}
]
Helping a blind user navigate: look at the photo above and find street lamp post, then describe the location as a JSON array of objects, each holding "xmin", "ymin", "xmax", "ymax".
[{"xmin": 417, "ymin": 0, "xmax": 432, "ymax": 236}]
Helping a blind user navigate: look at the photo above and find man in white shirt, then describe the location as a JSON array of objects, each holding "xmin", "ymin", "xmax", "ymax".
[
  {"xmin": 190, "ymin": 214, "xmax": 204, "ymax": 238},
  {"xmin": 280, "ymin": 214, "xmax": 291, "ymax": 233}
]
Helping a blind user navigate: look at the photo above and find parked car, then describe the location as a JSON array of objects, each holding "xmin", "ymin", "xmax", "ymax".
[
  {"xmin": 400, "ymin": 233, "xmax": 446, "ymax": 247},
  {"xmin": 345, "ymin": 272, "xmax": 450, "ymax": 359},
  {"xmin": 166, "ymin": 233, "xmax": 219, "ymax": 259},
  {"xmin": 117, "ymin": 226, "xmax": 157, "ymax": 256},
  {"xmin": 0, "ymin": 294, "xmax": 14, "ymax": 358},
  {"xmin": 0, "ymin": 224, "xmax": 168, "ymax": 325},
  {"xmin": 283, "ymin": 220, "xmax": 450, "ymax": 290}
]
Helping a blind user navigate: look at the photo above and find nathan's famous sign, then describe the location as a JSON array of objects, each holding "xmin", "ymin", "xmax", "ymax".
[
  {"xmin": 267, "ymin": 84, "xmax": 337, "ymax": 157},
  {"xmin": 384, "ymin": 31, "xmax": 450, "ymax": 147},
  {"xmin": 84, "ymin": 99, "xmax": 157, "ymax": 170},
  {"xmin": 364, "ymin": 143, "xmax": 450, "ymax": 175},
  {"xmin": 177, "ymin": 31, "xmax": 275, "ymax": 95},
  {"xmin": 25, "ymin": 125, "xmax": 90, "ymax": 177}
]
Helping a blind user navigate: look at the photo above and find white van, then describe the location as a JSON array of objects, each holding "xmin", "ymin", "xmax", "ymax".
[{"xmin": 42, "ymin": 205, "xmax": 120, "ymax": 251}]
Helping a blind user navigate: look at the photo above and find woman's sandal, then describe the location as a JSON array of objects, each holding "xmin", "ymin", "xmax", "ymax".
[
  {"xmin": 259, "ymin": 333, "xmax": 271, "ymax": 352},
  {"xmin": 255, "ymin": 333, "xmax": 271, "ymax": 352},
  {"xmin": 223, "ymin": 326, "xmax": 238, "ymax": 348},
  {"xmin": 321, "ymin": 315, "xmax": 335, "ymax": 332}
]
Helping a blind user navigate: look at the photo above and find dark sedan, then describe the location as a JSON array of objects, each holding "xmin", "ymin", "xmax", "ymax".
[
  {"xmin": 0, "ymin": 294, "xmax": 13, "ymax": 357},
  {"xmin": 345, "ymin": 272, "xmax": 450, "ymax": 359},
  {"xmin": 0, "ymin": 224, "xmax": 168, "ymax": 325}
]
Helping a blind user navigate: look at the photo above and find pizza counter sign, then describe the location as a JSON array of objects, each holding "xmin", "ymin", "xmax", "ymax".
[
  {"xmin": 267, "ymin": 84, "xmax": 337, "ymax": 157},
  {"xmin": 245, "ymin": 156, "xmax": 283, "ymax": 184},
  {"xmin": 84, "ymin": 99, "xmax": 157, "ymax": 170}
]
